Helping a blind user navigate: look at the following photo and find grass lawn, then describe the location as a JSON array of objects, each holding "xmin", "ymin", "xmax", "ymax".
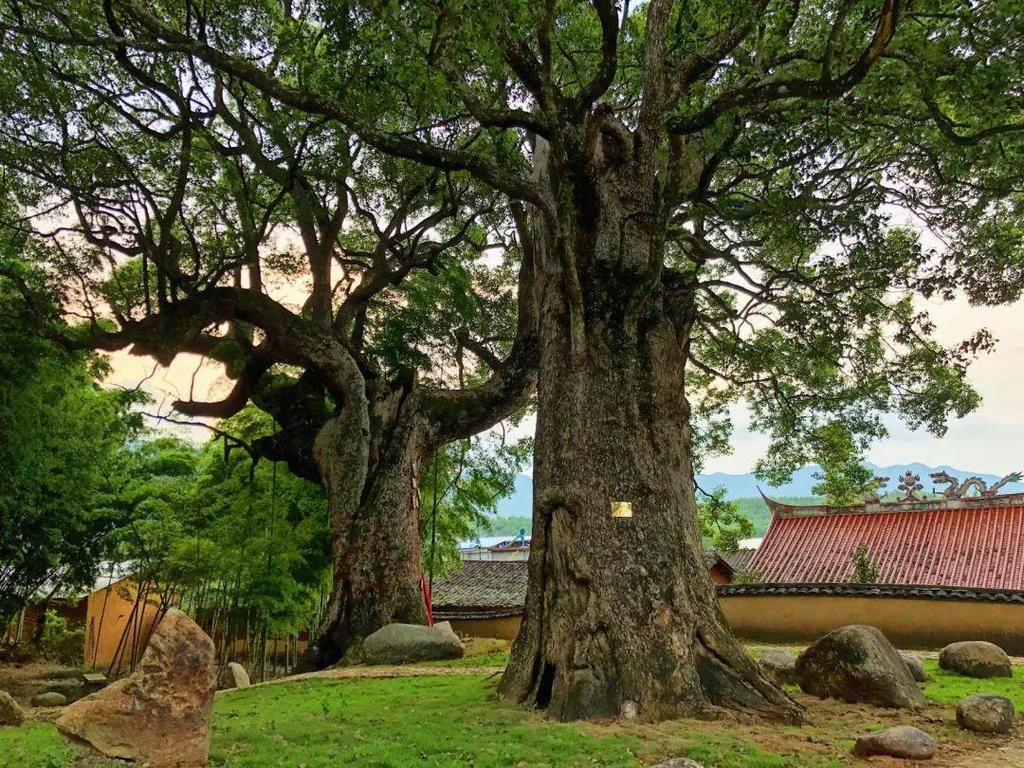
[
  {"xmin": 1, "ymin": 652, "xmax": 1019, "ymax": 767},
  {"xmin": 921, "ymin": 657, "xmax": 1024, "ymax": 710},
  {"xmin": 0, "ymin": 674, "xmax": 847, "ymax": 768}
]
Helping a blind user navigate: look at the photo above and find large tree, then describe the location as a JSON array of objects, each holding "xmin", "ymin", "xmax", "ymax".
[
  {"xmin": 0, "ymin": 25, "xmax": 536, "ymax": 665},
  {"xmin": 3, "ymin": 0, "xmax": 1024, "ymax": 721}
]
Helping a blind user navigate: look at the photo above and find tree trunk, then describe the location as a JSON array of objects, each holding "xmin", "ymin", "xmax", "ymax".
[
  {"xmin": 499, "ymin": 181, "xmax": 801, "ymax": 723},
  {"xmin": 305, "ymin": 387, "xmax": 428, "ymax": 667}
]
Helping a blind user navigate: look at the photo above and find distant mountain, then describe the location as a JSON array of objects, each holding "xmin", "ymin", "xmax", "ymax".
[
  {"xmin": 493, "ymin": 473, "xmax": 534, "ymax": 518},
  {"xmin": 493, "ymin": 462, "xmax": 1024, "ymax": 519},
  {"xmin": 699, "ymin": 462, "xmax": 1024, "ymax": 499}
]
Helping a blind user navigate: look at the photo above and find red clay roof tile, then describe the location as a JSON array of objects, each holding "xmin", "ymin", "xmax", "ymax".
[{"xmin": 749, "ymin": 496, "xmax": 1024, "ymax": 589}]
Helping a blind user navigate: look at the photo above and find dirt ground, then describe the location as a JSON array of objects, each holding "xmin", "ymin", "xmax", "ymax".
[{"xmin": 0, "ymin": 660, "xmax": 87, "ymax": 704}]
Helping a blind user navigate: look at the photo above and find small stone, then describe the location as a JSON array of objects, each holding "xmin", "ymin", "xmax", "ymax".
[
  {"xmin": 651, "ymin": 759, "xmax": 705, "ymax": 768},
  {"xmin": 759, "ymin": 649, "xmax": 799, "ymax": 686},
  {"xmin": 0, "ymin": 690, "xmax": 25, "ymax": 726},
  {"xmin": 939, "ymin": 641, "xmax": 1012, "ymax": 678},
  {"xmin": 619, "ymin": 700, "xmax": 639, "ymax": 720},
  {"xmin": 902, "ymin": 654, "xmax": 928, "ymax": 682},
  {"xmin": 852, "ymin": 726, "xmax": 936, "ymax": 760},
  {"xmin": 957, "ymin": 694, "xmax": 1015, "ymax": 734},
  {"xmin": 31, "ymin": 692, "xmax": 67, "ymax": 707},
  {"xmin": 220, "ymin": 662, "xmax": 251, "ymax": 690}
]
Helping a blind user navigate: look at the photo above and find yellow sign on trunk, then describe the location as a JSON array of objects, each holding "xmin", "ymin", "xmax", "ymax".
[{"xmin": 611, "ymin": 501, "xmax": 633, "ymax": 518}]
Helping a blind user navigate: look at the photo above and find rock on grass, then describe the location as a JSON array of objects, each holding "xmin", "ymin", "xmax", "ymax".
[
  {"xmin": 852, "ymin": 726, "xmax": 936, "ymax": 760},
  {"xmin": 956, "ymin": 694, "xmax": 1015, "ymax": 734},
  {"xmin": 56, "ymin": 608, "xmax": 217, "ymax": 766},
  {"xmin": 795, "ymin": 625, "xmax": 924, "ymax": 709},
  {"xmin": 939, "ymin": 641, "xmax": 1012, "ymax": 679},
  {"xmin": 0, "ymin": 691, "xmax": 25, "ymax": 726}
]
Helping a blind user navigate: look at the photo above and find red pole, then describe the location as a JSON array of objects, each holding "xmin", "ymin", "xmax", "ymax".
[{"xmin": 420, "ymin": 574, "xmax": 434, "ymax": 627}]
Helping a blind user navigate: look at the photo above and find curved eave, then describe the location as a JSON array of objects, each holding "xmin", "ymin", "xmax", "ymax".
[{"xmin": 757, "ymin": 487, "xmax": 860, "ymax": 518}]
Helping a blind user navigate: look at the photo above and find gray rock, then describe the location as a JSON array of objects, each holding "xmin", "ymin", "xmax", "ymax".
[
  {"xmin": 759, "ymin": 649, "xmax": 799, "ymax": 686},
  {"xmin": 0, "ymin": 690, "xmax": 25, "ymax": 726},
  {"xmin": 795, "ymin": 625, "xmax": 924, "ymax": 708},
  {"xmin": 619, "ymin": 700, "xmax": 639, "ymax": 720},
  {"xmin": 355, "ymin": 621, "xmax": 464, "ymax": 665},
  {"xmin": 31, "ymin": 691, "xmax": 67, "ymax": 707},
  {"xmin": 220, "ymin": 662, "xmax": 251, "ymax": 690},
  {"xmin": 651, "ymin": 760, "xmax": 705, "ymax": 768},
  {"xmin": 939, "ymin": 641, "xmax": 1012, "ymax": 678},
  {"xmin": 902, "ymin": 654, "xmax": 928, "ymax": 682},
  {"xmin": 852, "ymin": 726, "xmax": 936, "ymax": 760},
  {"xmin": 957, "ymin": 694, "xmax": 1015, "ymax": 734}
]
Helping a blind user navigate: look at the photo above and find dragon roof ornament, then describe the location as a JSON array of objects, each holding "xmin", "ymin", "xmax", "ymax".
[{"xmin": 759, "ymin": 469, "xmax": 1024, "ymax": 519}]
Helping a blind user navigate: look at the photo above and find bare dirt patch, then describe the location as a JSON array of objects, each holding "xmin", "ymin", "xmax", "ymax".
[
  {"xmin": 583, "ymin": 692, "xmax": 1021, "ymax": 767},
  {"xmin": 0, "ymin": 661, "xmax": 83, "ymax": 704}
]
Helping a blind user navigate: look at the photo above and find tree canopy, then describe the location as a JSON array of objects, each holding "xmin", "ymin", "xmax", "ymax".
[{"xmin": 1, "ymin": 0, "xmax": 1022, "ymax": 721}]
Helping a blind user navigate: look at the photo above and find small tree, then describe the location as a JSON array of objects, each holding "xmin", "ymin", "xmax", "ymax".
[
  {"xmin": 850, "ymin": 544, "xmax": 880, "ymax": 584},
  {"xmin": 697, "ymin": 487, "xmax": 755, "ymax": 554}
]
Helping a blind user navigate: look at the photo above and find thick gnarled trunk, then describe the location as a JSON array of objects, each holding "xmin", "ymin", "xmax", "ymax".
[
  {"xmin": 500, "ymin": 188, "xmax": 800, "ymax": 723},
  {"xmin": 305, "ymin": 390, "xmax": 428, "ymax": 667}
]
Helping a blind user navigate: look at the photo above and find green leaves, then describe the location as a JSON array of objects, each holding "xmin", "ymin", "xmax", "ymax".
[
  {"xmin": 696, "ymin": 486, "xmax": 755, "ymax": 554},
  {"xmin": 106, "ymin": 410, "xmax": 331, "ymax": 638},
  {"xmin": 420, "ymin": 433, "xmax": 531, "ymax": 577},
  {"xmin": 0, "ymin": 268, "xmax": 138, "ymax": 620}
]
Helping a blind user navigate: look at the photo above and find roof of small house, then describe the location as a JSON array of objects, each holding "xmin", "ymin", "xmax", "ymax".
[
  {"xmin": 702, "ymin": 549, "xmax": 736, "ymax": 577},
  {"xmin": 750, "ymin": 489, "xmax": 1024, "ymax": 589},
  {"xmin": 723, "ymin": 548, "xmax": 758, "ymax": 574},
  {"xmin": 431, "ymin": 560, "xmax": 529, "ymax": 619}
]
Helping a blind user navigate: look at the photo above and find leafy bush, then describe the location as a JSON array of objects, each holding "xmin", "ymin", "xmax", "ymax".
[{"xmin": 40, "ymin": 611, "xmax": 84, "ymax": 665}]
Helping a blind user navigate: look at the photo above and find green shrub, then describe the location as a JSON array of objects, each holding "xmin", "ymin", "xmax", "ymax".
[{"xmin": 40, "ymin": 611, "xmax": 84, "ymax": 665}]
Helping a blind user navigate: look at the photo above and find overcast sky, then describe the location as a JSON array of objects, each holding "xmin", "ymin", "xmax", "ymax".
[{"xmin": 711, "ymin": 295, "xmax": 1024, "ymax": 475}]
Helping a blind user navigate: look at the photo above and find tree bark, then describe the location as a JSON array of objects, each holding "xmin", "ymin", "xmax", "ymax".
[
  {"xmin": 304, "ymin": 384, "xmax": 429, "ymax": 667},
  {"xmin": 499, "ymin": 167, "xmax": 801, "ymax": 723}
]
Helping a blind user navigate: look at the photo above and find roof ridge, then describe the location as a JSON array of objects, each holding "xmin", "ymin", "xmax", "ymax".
[{"xmin": 761, "ymin": 490, "xmax": 1024, "ymax": 519}]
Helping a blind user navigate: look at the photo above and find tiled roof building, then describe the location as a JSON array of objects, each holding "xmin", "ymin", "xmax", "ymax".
[
  {"xmin": 431, "ymin": 560, "xmax": 529, "ymax": 620},
  {"xmin": 750, "ymin": 491, "xmax": 1024, "ymax": 590}
]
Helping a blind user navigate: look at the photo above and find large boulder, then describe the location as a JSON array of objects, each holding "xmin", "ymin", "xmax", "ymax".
[
  {"xmin": 956, "ymin": 694, "xmax": 1015, "ymax": 734},
  {"xmin": 219, "ymin": 662, "xmax": 251, "ymax": 690},
  {"xmin": 939, "ymin": 641, "xmax": 1012, "ymax": 678},
  {"xmin": 353, "ymin": 621, "xmax": 465, "ymax": 665},
  {"xmin": 31, "ymin": 691, "xmax": 67, "ymax": 707},
  {"xmin": 759, "ymin": 650, "xmax": 798, "ymax": 686},
  {"xmin": 0, "ymin": 690, "xmax": 25, "ymax": 726},
  {"xmin": 852, "ymin": 726, "xmax": 936, "ymax": 760},
  {"xmin": 795, "ymin": 625, "xmax": 924, "ymax": 708},
  {"xmin": 56, "ymin": 609, "xmax": 216, "ymax": 767}
]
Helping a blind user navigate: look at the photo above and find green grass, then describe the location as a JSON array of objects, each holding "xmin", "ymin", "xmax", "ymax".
[
  {"xmin": 5, "ymin": 652, "xmax": 1018, "ymax": 768},
  {"xmin": 0, "ymin": 722, "xmax": 86, "ymax": 768},
  {"xmin": 0, "ymin": 674, "xmax": 846, "ymax": 768},
  {"xmin": 921, "ymin": 657, "xmax": 1024, "ymax": 710},
  {"xmin": 210, "ymin": 676, "xmax": 843, "ymax": 768},
  {"xmin": 419, "ymin": 650, "xmax": 511, "ymax": 667}
]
